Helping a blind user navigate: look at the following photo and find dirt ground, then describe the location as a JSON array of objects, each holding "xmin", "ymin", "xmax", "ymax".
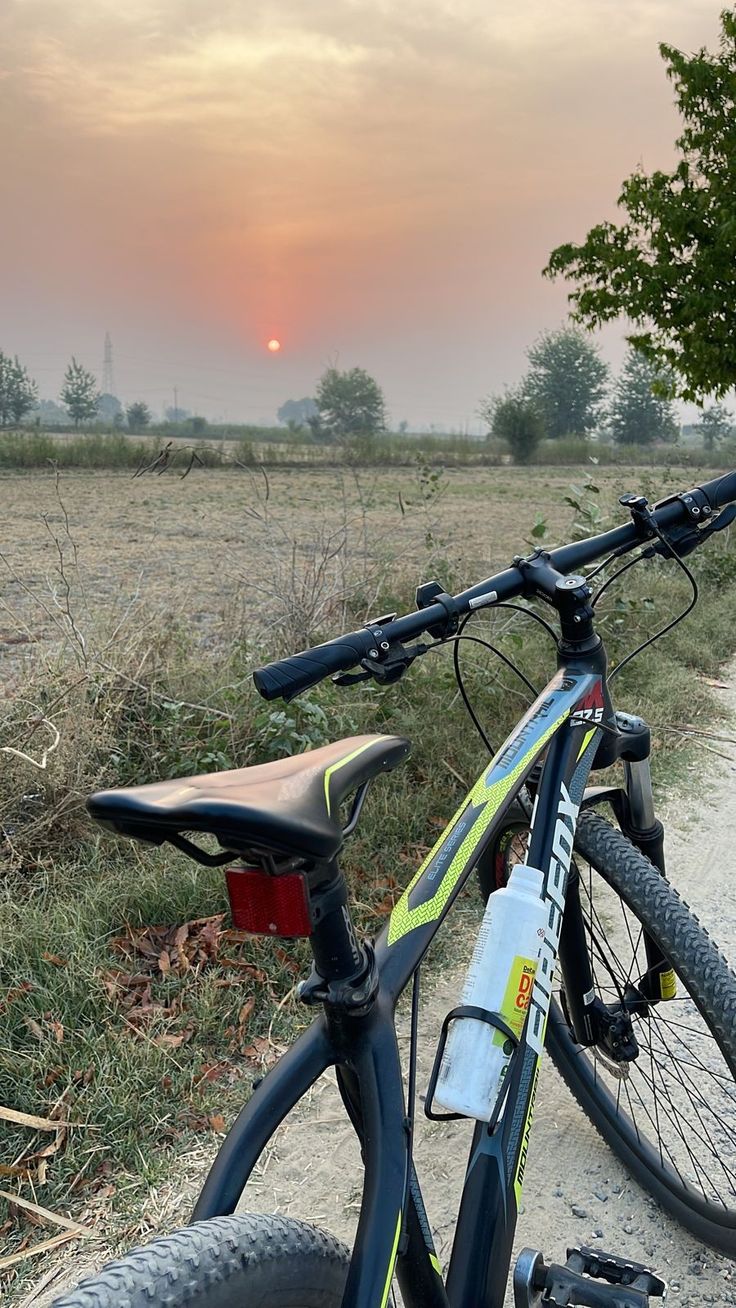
[{"xmin": 28, "ymin": 670, "xmax": 736, "ymax": 1307}]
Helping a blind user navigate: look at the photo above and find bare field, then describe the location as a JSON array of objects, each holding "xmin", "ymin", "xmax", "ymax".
[{"xmin": 0, "ymin": 463, "xmax": 684, "ymax": 685}]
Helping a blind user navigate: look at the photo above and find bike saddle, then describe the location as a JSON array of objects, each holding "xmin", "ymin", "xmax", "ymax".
[{"xmin": 87, "ymin": 734, "xmax": 411, "ymax": 861}]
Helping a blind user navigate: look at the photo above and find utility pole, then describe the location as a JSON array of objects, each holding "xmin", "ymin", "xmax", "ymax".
[
  {"xmin": 102, "ymin": 332, "xmax": 115, "ymax": 395},
  {"xmin": 173, "ymin": 387, "xmax": 179, "ymax": 423}
]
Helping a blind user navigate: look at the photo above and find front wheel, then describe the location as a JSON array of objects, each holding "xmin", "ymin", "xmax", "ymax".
[
  {"xmin": 477, "ymin": 807, "xmax": 736, "ymax": 1256},
  {"xmin": 49, "ymin": 1213, "xmax": 350, "ymax": 1308}
]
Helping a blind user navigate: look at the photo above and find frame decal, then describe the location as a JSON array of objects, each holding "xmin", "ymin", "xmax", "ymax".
[{"xmin": 387, "ymin": 673, "xmax": 601, "ymax": 946}]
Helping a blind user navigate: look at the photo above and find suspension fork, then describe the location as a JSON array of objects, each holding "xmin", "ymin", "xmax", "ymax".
[
  {"xmin": 619, "ymin": 750, "xmax": 676, "ymax": 1004},
  {"xmin": 560, "ymin": 729, "xmax": 675, "ymax": 1049}
]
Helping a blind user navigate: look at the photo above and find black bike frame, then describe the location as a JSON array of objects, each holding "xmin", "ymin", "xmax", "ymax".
[{"xmin": 192, "ymin": 649, "xmax": 614, "ymax": 1308}]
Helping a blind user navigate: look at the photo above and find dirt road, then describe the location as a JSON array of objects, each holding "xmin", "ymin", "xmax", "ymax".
[{"xmin": 32, "ymin": 676, "xmax": 736, "ymax": 1307}]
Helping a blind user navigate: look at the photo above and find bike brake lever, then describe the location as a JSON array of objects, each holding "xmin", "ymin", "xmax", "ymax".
[
  {"xmin": 333, "ymin": 640, "xmax": 432, "ymax": 689},
  {"xmin": 647, "ymin": 503, "xmax": 736, "ymax": 560},
  {"xmin": 332, "ymin": 669, "xmax": 373, "ymax": 687}
]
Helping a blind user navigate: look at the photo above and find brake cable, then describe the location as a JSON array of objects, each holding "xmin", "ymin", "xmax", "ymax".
[{"xmin": 603, "ymin": 520, "xmax": 699, "ymax": 683}]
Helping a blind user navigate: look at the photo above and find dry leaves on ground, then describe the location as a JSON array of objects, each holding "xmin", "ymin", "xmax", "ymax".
[{"xmin": 111, "ymin": 914, "xmax": 226, "ymax": 977}]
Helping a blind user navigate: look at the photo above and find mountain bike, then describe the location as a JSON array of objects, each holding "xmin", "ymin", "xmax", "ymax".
[{"xmin": 51, "ymin": 470, "xmax": 736, "ymax": 1308}]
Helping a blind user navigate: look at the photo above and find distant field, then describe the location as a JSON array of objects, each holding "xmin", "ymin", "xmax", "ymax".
[{"xmin": 0, "ymin": 461, "xmax": 691, "ymax": 684}]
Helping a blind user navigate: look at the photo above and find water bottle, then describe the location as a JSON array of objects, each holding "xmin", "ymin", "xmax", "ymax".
[{"xmin": 433, "ymin": 863, "xmax": 547, "ymax": 1121}]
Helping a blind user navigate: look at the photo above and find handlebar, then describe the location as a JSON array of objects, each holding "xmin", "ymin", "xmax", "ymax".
[{"xmin": 253, "ymin": 469, "xmax": 736, "ymax": 703}]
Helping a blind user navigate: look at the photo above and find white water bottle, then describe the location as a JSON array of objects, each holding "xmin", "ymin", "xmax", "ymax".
[{"xmin": 433, "ymin": 864, "xmax": 547, "ymax": 1121}]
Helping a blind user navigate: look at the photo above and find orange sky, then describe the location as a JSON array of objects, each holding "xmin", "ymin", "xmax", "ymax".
[{"xmin": 0, "ymin": 1, "xmax": 724, "ymax": 427}]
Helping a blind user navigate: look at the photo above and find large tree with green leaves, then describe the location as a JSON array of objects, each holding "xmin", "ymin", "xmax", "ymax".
[
  {"xmin": 523, "ymin": 327, "xmax": 608, "ymax": 438},
  {"xmin": 0, "ymin": 352, "xmax": 38, "ymax": 426},
  {"xmin": 61, "ymin": 358, "xmax": 100, "ymax": 428},
  {"xmin": 480, "ymin": 387, "xmax": 544, "ymax": 464},
  {"xmin": 313, "ymin": 366, "xmax": 386, "ymax": 443},
  {"xmin": 545, "ymin": 11, "xmax": 736, "ymax": 401},
  {"xmin": 609, "ymin": 351, "xmax": 679, "ymax": 445}
]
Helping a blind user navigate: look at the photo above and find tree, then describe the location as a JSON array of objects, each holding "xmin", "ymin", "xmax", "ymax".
[
  {"xmin": 524, "ymin": 327, "xmax": 608, "ymax": 438},
  {"xmin": 480, "ymin": 388, "xmax": 544, "ymax": 464},
  {"xmin": 98, "ymin": 393, "xmax": 123, "ymax": 423},
  {"xmin": 61, "ymin": 358, "xmax": 100, "ymax": 427},
  {"xmin": 694, "ymin": 402, "xmax": 733, "ymax": 450},
  {"xmin": 0, "ymin": 352, "xmax": 38, "ymax": 426},
  {"xmin": 545, "ymin": 12, "xmax": 736, "ymax": 401},
  {"xmin": 126, "ymin": 401, "xmax": 152, "ymax": 431},
  {"xmin": 277, "ymin": 397, "xmax": 317, "ymax": 427},
  {"xmin": 608, "ymin": 351, "xmax": 679, "ymax": 445},
  {"xmin": 314, "ymin": 366, "xmax": 387, "ymax": 442}
]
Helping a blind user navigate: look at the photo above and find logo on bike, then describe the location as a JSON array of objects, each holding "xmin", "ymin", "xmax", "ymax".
[{"xmin": 570, "ymin": 681, "xmax": 604, "ymax": 725}]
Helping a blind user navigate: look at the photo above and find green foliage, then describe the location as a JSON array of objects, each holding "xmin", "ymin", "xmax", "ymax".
[
  {"xmin": 61, "ymin": 357, "xmax": 100, "ymax": 427},
  {"xmin": 253, "ymin": 698, "xmax": 331, "ymax": 760},
  {"xmin": 564, "ymin": 477, "xmax": 606, "ymax": 540},
  {"xmin": 545, "ymin": 11, "xmax": 736, "ymax": 401},
  {"xmin": 609, "ymin": 350, "xmax": 679, "ymax": 445},
  {"xmin": 481, "ymin": 387, "xmax": 544, "ymax": 464},
  {"xmin": 695, "ymin": 403, "xmax": 733, "ymax": 450},
  {"xmin": 0, "ymin": 351, "xmax": 37, "ymax": 426},
  {"xmin": 314, "ymin": 366, "xmax": 387, "ymax": 443},
  {"xmin": 126, "ymin": 401, "xmax": 152, "ymax": 431},
  {"xmin": 524, "ymin": 327, "xmax": 608, "ymax": 439}
]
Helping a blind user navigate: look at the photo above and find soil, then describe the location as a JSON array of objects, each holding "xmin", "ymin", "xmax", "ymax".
[{"xmin": 29, "ymin": 672, "xmax": 736, "ymax": 1308}]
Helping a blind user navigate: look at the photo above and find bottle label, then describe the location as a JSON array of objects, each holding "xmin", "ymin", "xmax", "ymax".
[{"xmin": 494, "ymin": 956, "xmax": 538, "ymax": 1049}]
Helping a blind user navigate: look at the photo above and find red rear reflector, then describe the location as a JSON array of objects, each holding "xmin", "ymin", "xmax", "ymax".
[{"xmin": 225, "ymin": 866, "xmax": 312, "ymax": 938}]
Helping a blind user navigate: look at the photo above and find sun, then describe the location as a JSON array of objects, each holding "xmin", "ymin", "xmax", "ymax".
[{"xmin": 267, "ymin": 339, "xmax": 281, "ymax": 353}]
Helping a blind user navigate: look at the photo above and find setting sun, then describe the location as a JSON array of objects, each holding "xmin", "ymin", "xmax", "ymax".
[{"xmin": 267, "ymin": 339, "xmax": 281, "ymax": 353}]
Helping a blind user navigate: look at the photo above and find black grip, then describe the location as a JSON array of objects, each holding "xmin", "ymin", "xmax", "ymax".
[
  {"xmin": 702, "ymin": 468, "xmax": 736, "ymax": 508},
  {"xmin": 253, "ymin": 630, "xmax": 375, "ymax": 702}
]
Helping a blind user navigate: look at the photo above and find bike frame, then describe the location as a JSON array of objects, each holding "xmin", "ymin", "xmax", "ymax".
[{"xmin": 191, "ymin": 639, "xmax": 642, "ymax": 1308}]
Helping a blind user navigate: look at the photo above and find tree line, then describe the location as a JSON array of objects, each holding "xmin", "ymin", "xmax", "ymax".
[
  {"xmin": 0, "ymin": 354, "xmax": 169, "ymax": 432},
  {"xmin": 481, "ymin": 330, "xmax": 734, "ymax": 465}
]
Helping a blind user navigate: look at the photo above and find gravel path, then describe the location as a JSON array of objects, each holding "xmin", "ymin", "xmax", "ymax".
[{"xmin": 32, "ymin": 673, "xmax": 736, "ymax": 1307}]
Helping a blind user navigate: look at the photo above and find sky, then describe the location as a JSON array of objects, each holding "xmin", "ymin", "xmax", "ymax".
[{"xmin": 0, "ymin": 1, "xmax": 725, "ymax": 429}]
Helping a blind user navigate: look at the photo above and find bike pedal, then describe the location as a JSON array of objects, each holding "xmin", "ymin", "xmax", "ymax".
[{"xmin": 514, "ymin": 1245, "xmax": 666, "ymax": 1308}]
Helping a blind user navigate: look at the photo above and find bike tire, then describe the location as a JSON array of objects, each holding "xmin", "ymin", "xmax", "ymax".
[
  {"xmin": 477, "ymin": 807, "xmax": 736, "ymax": 1255},
  {"xmin": 48, "ymin": 1213, "xmax": 350, "ymax": 1308}
]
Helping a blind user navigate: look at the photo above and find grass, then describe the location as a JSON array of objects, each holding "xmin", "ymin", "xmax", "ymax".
[
  {"xmin": 1, "ymin": 462, "xmax": 736, "ymax": 1288},
  {"xmin": 3, "ymin": 428, "xmax": 734, "ymax": 472}
]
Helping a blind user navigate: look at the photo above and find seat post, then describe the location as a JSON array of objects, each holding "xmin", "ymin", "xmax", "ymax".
[
  {"xmin": 299, "ymin": 860, "xmax": 378, "ymax": 1012},
  {"xmin": 308, "ymin": 860, "xmax": 364, "ymax": 981}
]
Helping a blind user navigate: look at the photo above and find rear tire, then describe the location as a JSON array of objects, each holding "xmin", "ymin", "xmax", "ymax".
[
  {"xmin": 48, "ymin": 1213, "xmax": 350, "ymax": 1308},
  {"xmin": 477, "ymin": 806, "xmax": 736, "ymax": 1255}
]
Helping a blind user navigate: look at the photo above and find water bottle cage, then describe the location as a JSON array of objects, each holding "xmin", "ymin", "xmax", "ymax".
[{"xmin": 424, "ymin": 1004, "xmax": 520, "ymax": 1125}]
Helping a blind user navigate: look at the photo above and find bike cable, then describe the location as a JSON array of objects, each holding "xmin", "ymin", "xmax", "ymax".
[
  {"xmin": 596, "ymin": 521, "xmax": 699, "ymax": 683},
  {"xmin": 440, "ymin": 606, "xmax": 557, "ymax": 758}
]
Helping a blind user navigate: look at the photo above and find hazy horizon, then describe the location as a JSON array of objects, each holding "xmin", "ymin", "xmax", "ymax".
[{"xmin": 0, "ymin": 1, "xmax": 724, "ymax": 429}]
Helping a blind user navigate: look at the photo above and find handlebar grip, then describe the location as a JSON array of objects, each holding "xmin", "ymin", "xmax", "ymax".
[
  {"xmin": 253, "ymin": 631, "xmax": 375, "ymax": 702},
  {"xmin": 705, "ymin": 469, "xmax": 736, "ymax": 509}
]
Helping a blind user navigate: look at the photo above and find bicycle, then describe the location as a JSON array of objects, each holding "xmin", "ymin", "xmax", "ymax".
[{"xmin": 50, "ymin": 470, "xmax": 736, "ymax": 1308}]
